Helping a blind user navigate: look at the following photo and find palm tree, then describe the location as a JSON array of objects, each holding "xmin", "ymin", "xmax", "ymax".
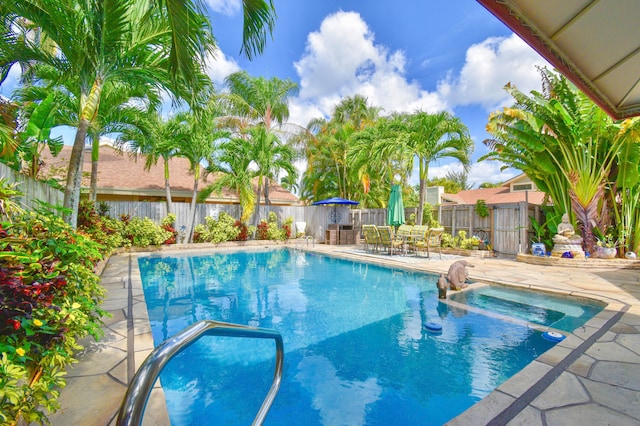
[
  {"xmin": 2, "ymin": 0, "xmax": 277, "ymax": 227},
  {"xmin": 302, "ymin": 95, "xmax": 382, "ymax": 203},
  {"xmin": 222, "ymin": 71, "xmax": 301, "ymax": 222},
  {"xmin": 349, "ymin": 115, "xmax": 413, "ymax": 207},
  {"xmin": 250, "ymin": 125, "xmax": 297, "ymax": 208},
  {"xmin": 116, "ymin": 109, "xmax": 179, "ymax": 214},
  {"xmin": 87, "ymin": 81, "xmax": 161, "ymax": 201},
  {"xmin": 400, "ymin": 111, "xmax": 473, "ymax": 224},
  {"xmin": 173, "ymin": 103, "xmax": 230, "ymax": 243},
  {"xmin": 200, "ymin": 136, "xmax": 256, "ymax": 223}
]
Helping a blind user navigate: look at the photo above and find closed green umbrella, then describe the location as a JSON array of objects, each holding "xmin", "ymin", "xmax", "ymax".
[{"xmin": 387, "ymin": 184, "xmax": 405, "ymax": 227}]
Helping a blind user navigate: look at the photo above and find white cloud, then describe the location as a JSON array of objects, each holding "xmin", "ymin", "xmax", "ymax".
[
  {"xmin": 205, "ymin": 48, "xmax": 241, "ymax": 86},
  {"xmin": 204, "ymin": 0, "xmax": 240, "ymax": 16},
  {"xmin": 290, "ymin": 11, "xmax": 446, "ymax": 125},
  {"xmin": 437, "ymin": 34, "xmax": 549, "ymax": 112}
]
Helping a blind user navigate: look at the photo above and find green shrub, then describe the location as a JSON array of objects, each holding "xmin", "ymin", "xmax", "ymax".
[
  {"xmin": 441, "ymin": 232, "xmax": 455, "ymax": 248},
  {"xmin": 120, "ymin": 217, "xmax": 173, "ymax": 247},
  {"xmin": 255, "ymin": 213, "xmax": 291, "ymax": 241},
  {"xmin": 475, "ymin": 199, "xmax": 490, "ymax": 218},
  {"xmin": 440, "ymin": 230, "xmax": 480, "ymax": 249},
  {"xmin": 193, "ymin": 212, "xmax": 240, "ymax": 243}
]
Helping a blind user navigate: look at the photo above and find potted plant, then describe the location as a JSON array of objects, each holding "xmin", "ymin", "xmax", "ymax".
[
  {"xmin": 530, "ymin": 216, "xmax": 548, "ymax": 256},
  {"xmin": 594, "ymin": 228, "xmax": 619, "ymax": 258}
]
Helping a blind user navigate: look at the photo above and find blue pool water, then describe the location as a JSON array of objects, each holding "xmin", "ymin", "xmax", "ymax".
[{"xmin": 138, "ymin": 249, "xmax": 604, "ymax": 425}]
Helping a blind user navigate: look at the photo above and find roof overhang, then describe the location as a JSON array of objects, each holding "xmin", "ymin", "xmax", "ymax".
[{"xmin": 477, "ymin": 0, "xmax": 640, "ymax": 120}]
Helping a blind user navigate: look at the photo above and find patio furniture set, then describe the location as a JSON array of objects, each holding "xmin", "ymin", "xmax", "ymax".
[{"xmin": 361, "ymin": 224, "xmax": 444, "ymax": 258}]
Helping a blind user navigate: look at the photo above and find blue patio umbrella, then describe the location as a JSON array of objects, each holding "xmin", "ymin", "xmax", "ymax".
[
  {"xmin": 312, "ymin": 197, "xmax": 359, "ymax": 223},
  {"xmin": 387, "ymin": 184, "xmax": 405, "ymax": 227}
]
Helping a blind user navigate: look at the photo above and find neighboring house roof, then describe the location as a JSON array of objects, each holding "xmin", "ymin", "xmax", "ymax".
[
  {"xmin": 39, "ymin": 144, "xmax": 299, "ymax": 205},
  {"xmin": 439, "ymin": 174, "xmax": 547, "ymax": 206},
  {"xmin": 441, "ymin": 186, "xmax": 546, "ymax": 206}
]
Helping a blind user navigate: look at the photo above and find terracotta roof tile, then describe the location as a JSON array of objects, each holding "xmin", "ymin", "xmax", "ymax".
[
  {"xmin": 39, "ymin": 145, "xmax": 299, "ymax": 204},
  {"xmin": 441, "ymin": 186, "xmax": 546, "ymax": 205}
]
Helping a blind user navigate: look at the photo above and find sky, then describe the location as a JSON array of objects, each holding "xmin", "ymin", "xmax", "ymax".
[{"xmin": 1, "ymin": 0, "xmax": 551, "ymax": 189}]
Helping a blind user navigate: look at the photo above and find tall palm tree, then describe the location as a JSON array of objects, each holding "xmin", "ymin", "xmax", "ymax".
[
  {"xmin": 117, "ymin": 111, "xmax": 182, "ymax": 214},
  {"xmin": 173, "ymin": 102, "xmax": 230, "ymax": 242},
  {"xmin": 302, "ymin": 95, "xmax": 382, "ymax": 203},
  {"xmin": 2, "ymin": 0, "xmax": 277, "ymax": 227},
  {"xmin": 87, "ymin": 81, "xmax": 161, "ymax": 201},
  {"xmin": 249, "ymin": 125, "xmax": 297, "ymax": 208},
  {"xmin": 400, "ymin": 111, "xmax": 473, "ymax": 224},
  {"xmin": 349, "ymin": 115, "xmax": 413, "ymax": 207},
  {"xmin": 222, "ymin": 71, "xmax": 301, "ymax": 222},
  {"xmin": 1, "ymin": 0, "xmax": 215, "ymax": 226}
]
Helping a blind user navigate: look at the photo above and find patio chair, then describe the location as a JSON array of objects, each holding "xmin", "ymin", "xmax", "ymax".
[
  {"xmin": 407, "ymin": 225, "xmax": 429, "ymax": 255},
  {"xmin": 362, "ymin": 225, "xmax": 381, "ymax": 253},
  {"xmin": 377, "ymin": 226, "xmax": 404, "ymax": 255},
  {"xmin": 426, "ymin": 228, "xmax": 444, "ymax": 259},
  {"xmin": 394, "ymin": 224, "xmax": 414, "ymax": 254}
]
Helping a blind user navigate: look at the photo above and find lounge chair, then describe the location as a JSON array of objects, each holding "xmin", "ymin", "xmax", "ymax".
[
  {"xmin": 377, "ymin": 226, "xmax": 404, "ymax": 255},
  {"xmin": 362, "ymin": 224, "xmax": 381, "ymax": 253}
]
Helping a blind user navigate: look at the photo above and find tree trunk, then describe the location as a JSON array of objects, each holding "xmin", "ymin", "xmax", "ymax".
[
  {"xmin": 63, "ymin": 118, "xmax": 91, "ymax": 227},
  {"xmin": 264, "ymin": 178, "xmax": 270, "ymax": 206},
  {"xmin": 253, "ymin": 177, "xmax": 263, "ymax": 227},
  {"xmin": 185, "ymin": 165, "xmax": 200, "ymax": 243},
  {"xmin": 417, "ymin": 177, "xmax": 426, "ymax": 226},
  {"xmin": 417, "ymin": 157, "xmax": 428, "ymax": 226},
  {"xmin": 89, "ymin": 133, "xmax": 99, "ymax": 202},
  {"xmin": 164, "ymin": 158, "xmax": 173, "ymax": 215}
]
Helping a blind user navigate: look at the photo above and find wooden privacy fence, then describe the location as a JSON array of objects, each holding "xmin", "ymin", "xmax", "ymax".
[
  {"xmin": 0, "ymin": 163, "xmax": 64, "ymax": 211},
  {"xmin": 0, "ymin": 163, "xmax": 542, "ymax": 255},
  {"xmin": 348, "ymin": 208, "xmax": 419, "ymax": 228},
  {"xmin": 438, "ymin": 202, "xmax": 543, "ymax": 257},
  {"xmin": 101, "ymin": 201, "xmax": 364, "ymax": 241}
]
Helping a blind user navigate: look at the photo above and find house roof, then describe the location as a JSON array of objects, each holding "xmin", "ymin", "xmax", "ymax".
[
  {"xmin": 441, "ymin": 186, "xmax": 546, "ymax": 206},
  {"xmin": 39, "ymin": 144, "xmax": 299, "ymax": 205},
  {"xmin": 477, "ymin": 0, "xmax": 640, "ymax": 119}
]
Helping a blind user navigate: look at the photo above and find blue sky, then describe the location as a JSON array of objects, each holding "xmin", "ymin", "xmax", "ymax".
[{"xmin": 1, "ymin": 0, "xmax": 551, "ymax": 188}]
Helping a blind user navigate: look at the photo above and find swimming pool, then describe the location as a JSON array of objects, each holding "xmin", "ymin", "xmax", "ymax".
[{"xmin": 138, "ymin": 249, "xmax": 604, "ymax": 425}]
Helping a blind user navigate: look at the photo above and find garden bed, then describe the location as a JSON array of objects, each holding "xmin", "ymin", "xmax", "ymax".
[
  {"xmin": 516, "ymin": 253, "xmax": 640, "ymax": 269},
  {"xmin": 440, "ymin": 248, "xmax": 496, "ymax": 258}
]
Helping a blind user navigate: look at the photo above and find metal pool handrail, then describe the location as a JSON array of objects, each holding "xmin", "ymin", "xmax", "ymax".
[{"xmin": 116, "ymin": 320, "xmax": 284, "ymax": 426}]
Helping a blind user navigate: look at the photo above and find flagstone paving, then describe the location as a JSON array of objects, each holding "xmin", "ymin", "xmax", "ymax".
[{"xmin": 48, "ymin": 243, "xmax": 640, "ymax": 425}]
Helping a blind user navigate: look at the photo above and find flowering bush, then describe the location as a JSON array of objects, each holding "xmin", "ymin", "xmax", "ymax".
[
  {"xmin": 234, "ymin": 220, "xmax": 249, "ymax": 241},
  {"xmin": 256, "ymin": 213, "xmax": 292, "ymax": 241},
  {"xmin": 160, "ymin": 214, "xmax": 178, "ymax": 245},
  {"xmin": 0, "ymin": 201, "xmax": 106, "ymax": 424}
]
